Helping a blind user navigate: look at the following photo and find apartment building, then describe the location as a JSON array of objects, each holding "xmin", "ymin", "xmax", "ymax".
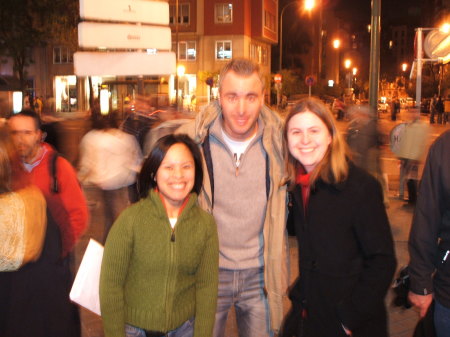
[{"xmin": 170, "ymin": 0, "xmax": 278, "ymax": 105}]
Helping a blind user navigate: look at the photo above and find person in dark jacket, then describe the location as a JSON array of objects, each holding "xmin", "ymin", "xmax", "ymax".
[
  {"xmin": 280, "ymin": 97, "xmax": 397, "ymax": 337},
  {"xmin": 408, "ymin": 130, "xmax": 450, "ymax": 337}
]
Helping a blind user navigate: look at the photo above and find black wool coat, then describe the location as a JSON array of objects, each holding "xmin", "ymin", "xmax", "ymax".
[{"xmin": 288, "ymin": 164, "xmax": 396, "ymax": 337}]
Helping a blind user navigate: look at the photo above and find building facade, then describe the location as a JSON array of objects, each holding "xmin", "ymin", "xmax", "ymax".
[{"xmin": 170, "ymin": 0, "xmax": 278, "ymax": 106}]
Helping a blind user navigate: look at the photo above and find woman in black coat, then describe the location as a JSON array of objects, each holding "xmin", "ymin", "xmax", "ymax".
[{"xmin": 281, "ymin": 97, "xmax": 397, "ymax": 337}]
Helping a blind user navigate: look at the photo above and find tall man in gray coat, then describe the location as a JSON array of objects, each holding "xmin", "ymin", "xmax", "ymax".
[{"xmin": 178, "ymin": 58, "xmax": 288, "ymax": 336}]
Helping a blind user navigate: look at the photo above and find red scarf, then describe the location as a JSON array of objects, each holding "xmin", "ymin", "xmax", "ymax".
[
  {"xmin": 157, "ymin": 188, "xmax": 190, "ymax": 218},
  {"xmin": 295, "ymin": 167, "xmax": 311, "ymax": 214}
]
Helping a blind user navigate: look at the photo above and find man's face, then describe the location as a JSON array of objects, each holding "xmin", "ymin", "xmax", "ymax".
[
  {"xmin": 8, "ymin": 116, "xmax": 42, "ymax": 163},
  {"xmin": 219, "ymin": 70, "xmax": 265, "ymax": 141}
]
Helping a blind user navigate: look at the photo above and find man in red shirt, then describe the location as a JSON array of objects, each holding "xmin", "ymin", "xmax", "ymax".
[{"xmin": 5, "ymin": 109, "xmax": 89, "ymax": 337}]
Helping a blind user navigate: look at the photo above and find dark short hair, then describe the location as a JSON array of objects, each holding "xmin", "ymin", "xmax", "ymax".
[
  {"xmin": 8, "ymin": 109, "xmax": 42, "ymax": 130},
  {"xmin": 137, "ymin": 134, "xmax": 203, "ymax": 199},
  {"xmin": 91, "ymin": 112, "xmax": 119, "ymax": 130}
]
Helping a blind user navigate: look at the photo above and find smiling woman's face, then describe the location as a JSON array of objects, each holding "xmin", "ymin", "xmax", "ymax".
[{"xmin": 287, "ymin": 111, "xmax": 332, "ymax": 173}]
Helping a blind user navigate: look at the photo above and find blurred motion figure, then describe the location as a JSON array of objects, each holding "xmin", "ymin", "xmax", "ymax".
[{"xmin": 78, "ymin": 112, "xmax": 142, "ymax": 243}]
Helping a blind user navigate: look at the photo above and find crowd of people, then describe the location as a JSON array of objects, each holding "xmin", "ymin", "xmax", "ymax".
[{"xmin": 1, "ymin": 57, "xmax": 449, "ymax": 337}]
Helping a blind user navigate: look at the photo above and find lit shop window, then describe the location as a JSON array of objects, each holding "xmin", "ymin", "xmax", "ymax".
[{"xmin": 55, "ymin": 75, "xmax": 77, "ymax": 112}]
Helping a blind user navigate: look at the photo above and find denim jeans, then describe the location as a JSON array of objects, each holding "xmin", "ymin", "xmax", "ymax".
[
  {"xmin": 213, "ymin": 267, "xmax": 272, "ymax": 337},
  {"xmin": 125, "ymin": 318, "xmax": 194, "ymax": 337},
  {"xmin": 434, "ymin": 299, "xmax": 450, "ymax": 337}
]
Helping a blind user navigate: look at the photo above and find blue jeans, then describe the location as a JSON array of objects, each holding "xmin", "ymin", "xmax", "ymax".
[
  {"xmin": 434, "ymin": 299, "xmax": 450, "ymax": 337},
  {"xmin": 213, "ymin": 267, "xmax": 272, "ymax": 337},
  {"xmin": 125, "ymin": 318, "xmax": 194, "ymax": 337}
]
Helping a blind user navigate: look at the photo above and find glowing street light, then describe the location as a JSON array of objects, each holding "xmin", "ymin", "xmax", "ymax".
[
  {"xmin": 402, "ymin": 63, "xmax": 408, "ymax": 72},
  {"xmin": 352, "ymin": 67, "xmax": 358, "ymax": 76},
  {"xmin": 344, "ymin": 59, "xmax": 352, "ymax": 88},
  {"xmin": 304, "ymin": 0, "xmax": 315, "ymax": 11},
  {"xmin": 333, "ymin": 39, "xmax": 341, "ymax": 49},
  {"xmin": 344, "ymin": 59, "xmax": 352, "ymax": 69},
  {"xmin": 332, "ymin": 39, "xmax": 341, "ymax": 84},
  {"xmin": 440, "ymin": 23, "xmax": 450, "ymax": 33}
]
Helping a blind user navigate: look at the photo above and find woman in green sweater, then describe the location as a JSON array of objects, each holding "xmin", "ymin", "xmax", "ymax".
[{"xmin": 100, "ymin": 134, "xmax": 219, "ymax": 337}]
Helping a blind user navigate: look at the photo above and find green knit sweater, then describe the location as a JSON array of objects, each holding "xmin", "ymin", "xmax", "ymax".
[{"xmin": 100, "ymin": 190, "xmax": 219, "ymax": 337}]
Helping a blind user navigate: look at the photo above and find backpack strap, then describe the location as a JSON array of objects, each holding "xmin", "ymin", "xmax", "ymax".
[
  {"xmin": 49, "ymin": 152, "xmax": 59, "ymax": 193},
  {"xmin": 202, "ymin": 130, "xmax": 214, "ymax": 208}
]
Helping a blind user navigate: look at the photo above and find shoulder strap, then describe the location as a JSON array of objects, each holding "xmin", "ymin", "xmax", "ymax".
[
  {"xmin": 265, "ymin": 152, "xmax": 270, "ymax": 200},
  {"xmin": 202, "ymin": 130, "xmax": 214, "ymax": 208},
  {"xmin": 49, "ymin": 152, "xmax": 59, "ymax": 194}
]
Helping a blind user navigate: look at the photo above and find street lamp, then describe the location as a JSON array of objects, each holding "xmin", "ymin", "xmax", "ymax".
[
  {"xmin": 279, "ymin": 1, "xmax": 300, "ymax": 72},
  {"xmin": 401, "ymin": 63, "xmax": 408, "ymax": 96},
  {"xmin": 304, "ymin": 0, "xmax": 315, "ymax": 11},
  {"xmin": 402, "ymin": 63, "xmax": 408, "ymax": 72},
  {"xmin": 344, "ymin": 59, "xmax": 352, "ymax": 88},
  {"xmin": 333, "ymin": 39, "xmax": 340, "ymax": 84},
  {"xmin": 304, "ymin": 0, "xmax": 322, "ymax": 80}
]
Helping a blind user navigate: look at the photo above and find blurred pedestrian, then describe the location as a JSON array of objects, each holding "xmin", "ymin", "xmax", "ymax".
[
  {"xmin": 332, "ymin": 95, "xmax": 346, "ymax": 120},
  {"xmin": 429, "ymin": 95, "xmax": 437, "ymax": 124},
  {"xmin": 177, "ymin": 58, "xmax": 288, "ymax": 336},
  {"xmin": 100, "ymin": 134, "xmax": 218, "ymax": 337},
  {"xmin": 0, "ymin": 126, "xmax": 47, "ymax": 334},
  {"xmin": 78, "ymin": 112, "xmax": 142, "ymax": 243},
  {"xmin": 436, "ymin": 97, "xmax": 444, "ymax": 124},
  {"xmin": 346, "ymin": 105, "xmax": 389, "ymax": 206},
  {"xmin": 33, "ymin": 96, "xmax": 43, "ymax": 115},
  {"xmin": 280, "ymin": 97, "xmax": 396, "ymax": 337},
  {"xmin": 7, "ymin": 109, "xmax": 89, "ymax": 337},
  {"xmin": 392, "ymin": 98, "xmax": 400, "ymax": 121},
  {"xmin": 444, "ymin": 97, "xmax": 450, "ymax": 125},
  {"xmin": 394, "ymin": 110, "xmax": 429, "ymax": 203},
  {"xmin": 408, "ymin": 130, "xmax": 450, "ymax": 337}
]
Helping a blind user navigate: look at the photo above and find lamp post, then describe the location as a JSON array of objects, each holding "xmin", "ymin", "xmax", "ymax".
[
  {"xmin": 401, "ymin": 63, "xmax": 408, "ymax": 95},
  {"xmin": 333, "ymin": 38, "xmax": 340, "ymax": 84},
  {"xmin": 344, "ymin": 59, "xmax": 352, "ymax": 88},
  {"xmin": 305, "ymin": 0, "xmax": 322, "ymax": 80},
  {"xmin": 279, "ymin": 1, "xmax": 299, "ymax": 72},
  {"xmin": 175, "ymin": 0, "xmax": 180, "ymax": 108},
  {"xmin": 177, "ymin": 64, "xmax": 185, "ymax": 108}
]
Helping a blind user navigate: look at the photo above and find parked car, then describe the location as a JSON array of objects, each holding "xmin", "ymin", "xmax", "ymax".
[{"xmin": 378, "ymin": 101, "xmax": 390, "ymax": 113}]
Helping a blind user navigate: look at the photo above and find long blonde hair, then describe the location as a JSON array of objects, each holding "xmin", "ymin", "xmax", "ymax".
[
  {"xmin": 0, "ymin": 127, "xmax": 14, "ymax": 193},
  {"xmin": 283, "ymin": 97, "xmax": 349, "ymax": 188}
]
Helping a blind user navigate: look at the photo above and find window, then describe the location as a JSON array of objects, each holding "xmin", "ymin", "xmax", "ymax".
[
  {"xmin": 53, "ymin": 47, "xmax": 73, "ymax": 64},
  {"xmin": 264, "ymin": 10, "xmax": 276, "ymax": 32},
  {"xmin": 216, "ymin": 41, "xmax": 232, "ymax": 60},
  {"xmin": 169, "ymin": 3, "xmax": 190, "ymax": 24},
  {"xmin": 250, "ymin": 43, "xmax": 268, "ymax": 65},
  {"xmin": 215, "ymin": 3, "xmax": 233, "ymax": 23},
  {"xmin": 179, "ymin": 41, "xmax": 196, "ymax": 60}
]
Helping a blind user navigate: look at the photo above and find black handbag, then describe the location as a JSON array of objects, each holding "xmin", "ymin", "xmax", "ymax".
[
  {"xmin": 413, "ymin": 302, "xmax": 436, "ymax": 337},
  {"xmin": 392, "ymin": 266, "xmax": 412, "ymax": 309}
]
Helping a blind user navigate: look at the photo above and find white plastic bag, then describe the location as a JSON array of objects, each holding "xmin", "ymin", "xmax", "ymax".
[{"xmin": 70, "ymin": 239, "xmax": 104, "ymax": 315}]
